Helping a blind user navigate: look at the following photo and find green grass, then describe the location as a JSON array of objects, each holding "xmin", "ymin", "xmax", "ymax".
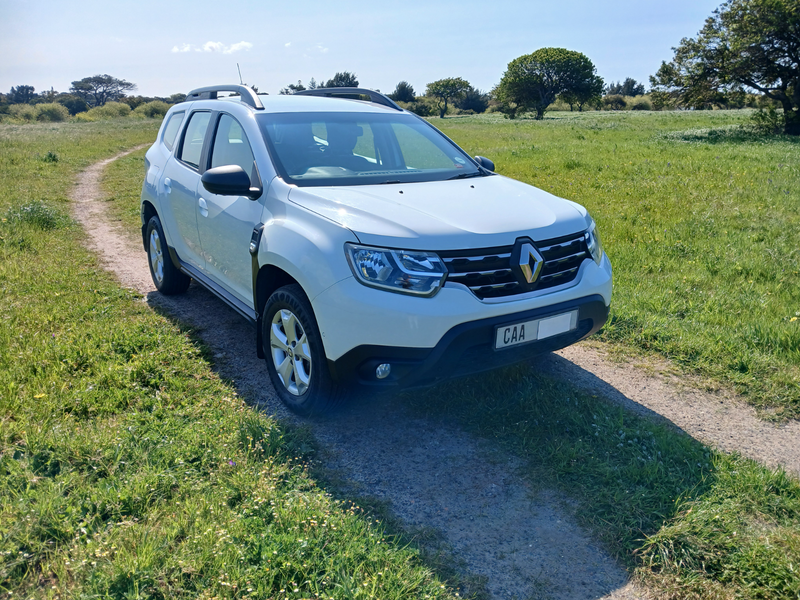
[
  {"xmin": 103, "ymin": 147, "xmax": 148, "ymax": 232},
  {"xmin": 435, "ymin": 110, "xmax": 800, "ymax": 421},
  {"xmin": 424, "ymin": 110, "xmax": 800, "ymax": 598},
  {"xmin": 406, "ymin": 366, "xmax": 800, "ymax": 599},
  {"xmin": 0, "ymin": 120, "xmax": 457, "ymax": 599}
]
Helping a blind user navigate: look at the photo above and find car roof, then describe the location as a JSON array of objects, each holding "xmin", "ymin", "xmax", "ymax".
[
  {"xmin": 256, "ymin": 94, "xmax": 403, "ymax": 114},
  {"xmin": 183, "ymin": 85, "xmax": 403, "ymax": 115}
]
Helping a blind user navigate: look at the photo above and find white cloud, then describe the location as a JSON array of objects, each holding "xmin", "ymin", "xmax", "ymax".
[
  {"xmin": 225, "ymin": 41, "xmax": 253, "ymax": 54},
  {"xmin": 172, "ymin": 41, "xmax": 253, "ymax": 54},
  {"xmin": 285, "ymin": 42, "xmax": 291, "ymax": 48},
  {"xmin": 201, "ymin": 41, "xmax": 225, "ymax": 53}
]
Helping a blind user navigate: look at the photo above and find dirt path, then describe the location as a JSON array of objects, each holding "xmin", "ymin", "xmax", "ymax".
[{"xmin": 70, "ymin": 150, "xmax": 798, "ymax": 599}]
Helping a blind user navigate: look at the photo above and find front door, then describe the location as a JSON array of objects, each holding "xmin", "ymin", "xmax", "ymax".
[{"xmin": 197, "ymin": 113, "xmax": 265, "ymax": 306}]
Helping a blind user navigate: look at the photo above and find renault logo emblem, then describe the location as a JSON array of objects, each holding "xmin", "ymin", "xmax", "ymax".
[{"xmin": 518, "ymin": 242, "xmax": 543, "ymax": 284}]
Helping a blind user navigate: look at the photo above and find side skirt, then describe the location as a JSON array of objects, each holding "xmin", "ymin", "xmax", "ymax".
[{"xmin": 170, "ymin": 249, "xmax": 259, "ymax": 325}]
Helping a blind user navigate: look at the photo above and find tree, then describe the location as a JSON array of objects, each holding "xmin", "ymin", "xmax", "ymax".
[
  {"xmin": 456, "ymin": 86, "xmax": 490, "ymax": 113},
  {"xmin": 9, "ymin": 85, "xmax": 36, "ymax": 104},
  {"xmin": 425, "ymin": 77, "xmax": 470, "ymax": 118},
  {"xmin": 325, "ymin": 72, "xmax": 359, "ymax": 88},
  {"xmin": 279, "ymin": 80, "xmax": 307, "ymax": 95},
  {"xmin": 606, "ymin": 78, "xmax": 646, "ymax": 96},
  {"xmin": 69, "ymin": 74, "xmax": 137, "ymax": 107},
  {"xmin": 559, "ymin": 73, "xmax": 604, "ymax": 111},
  {"xmin": 388, "ymin": 81, "xmax": 416, "ymax": 103},
  {"xmin": 650, "ymin": 0, "xmax": 800, "ymax": 134},
  {"xmin": 494, "ymin": 48, "xmax": 602, "ymax": 119}
]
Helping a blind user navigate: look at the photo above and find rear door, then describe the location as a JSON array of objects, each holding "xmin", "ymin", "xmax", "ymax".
[{"xmin": 159, "ymin": 109, "xmax": 212, "ymax": 269}]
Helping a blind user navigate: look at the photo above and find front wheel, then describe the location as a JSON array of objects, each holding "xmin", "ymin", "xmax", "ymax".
[{"xmin": 262, "ymin": 284, "xmax": 344, "ymax": 416}]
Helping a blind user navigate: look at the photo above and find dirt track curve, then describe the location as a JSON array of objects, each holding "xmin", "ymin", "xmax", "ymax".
[{"xmin": 71, "ymin": 149, "xmax": 800, "ymax": 600}]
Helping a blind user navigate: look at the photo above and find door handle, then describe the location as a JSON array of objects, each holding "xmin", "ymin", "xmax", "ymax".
[
  {"xmin": 163, "ymin": 177, "xmax": 171, "ymax": 194},
  {"xmin": 198, "ymin": 197, "xmax": 209, "ymax": 218}
]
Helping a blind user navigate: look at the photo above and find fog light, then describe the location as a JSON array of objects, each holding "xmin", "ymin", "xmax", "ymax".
[{"xmin": 376, "ymin": 363, "xmax": 391, "ymax": 379}]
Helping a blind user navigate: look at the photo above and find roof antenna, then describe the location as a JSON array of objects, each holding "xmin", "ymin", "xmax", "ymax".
[{"xmin": 237, "ymin": 63, "xmax": 244, "ymax": 86}]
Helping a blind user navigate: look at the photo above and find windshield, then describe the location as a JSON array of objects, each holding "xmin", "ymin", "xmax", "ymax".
[{"xmin": 257, "ymin": 111, "xmax": 484, "ymax": 187}]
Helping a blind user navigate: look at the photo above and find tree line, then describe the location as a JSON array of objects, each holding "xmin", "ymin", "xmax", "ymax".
[
  {"xmin": 0, "ymin": 75, "xmax": 187, "ymax": 122},
  {"xmin": 277, "ymin": 0, "xmax": 797, "ymax": 134},
  {"xmin": 4, "ymin": 0, "xmax": 796, "ymax": 133}
]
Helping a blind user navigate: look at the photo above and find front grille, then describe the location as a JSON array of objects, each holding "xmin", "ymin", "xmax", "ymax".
[{"xmin": 440, "ymin": 232, "xmax": 589, "ymax": 299}]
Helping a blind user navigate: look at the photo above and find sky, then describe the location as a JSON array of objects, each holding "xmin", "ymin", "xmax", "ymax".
[{"xmin": 0, "ymin": 0, "xmax": 723, "ymax": 99}]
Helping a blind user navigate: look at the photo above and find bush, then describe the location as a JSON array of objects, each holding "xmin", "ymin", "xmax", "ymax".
[
  {"xmin": 85, "ymin": 101, "xmax": 132, "ymax": 120},
  {"xmin": 34, "ymin": 103, "xmax": 69, "ymax": 122},
  {"xmin": 4, "ymin": 200, "xmax": 70, "ymax": 231},
  {"xmin": 547, "ymin": 97, "xmax": 572, "ymax": 111},
  {"xmin": 649, "ymin": 91, "xmax": 674, "ymax": 111},
  {"xmin": 57, "ymin": 94, "xmax": 88, "ymax": 115},
  {"xmin": 397, "ymin": 97, "xmax": 437, "ymax": 117},
  {"xmin": 133, "ymin": 100, "xmax": 170, "ymax": 119},
  {"xmin": 456, "ymin": 86, "xmax": 489, "ymax": 114},
  {"xmin": 73, "ymin": 112, "xmax": 96, "ymax": 122},
  {"xmin": 750, "ymin": 105, "xmax": 784, "ymax": 134},
  {"xmin": 9, "ymin": 104, "xmax": 36, "ymax": 122},
  {"xmin": 629, "ymin": 96, "xmax": 652, "ymax": 111},
  {"xmin": 603, "ymin": 94, "xmax": 627, "ymax": 110}
]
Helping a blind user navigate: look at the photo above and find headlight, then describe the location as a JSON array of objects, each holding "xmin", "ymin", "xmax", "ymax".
[
  {"xmin": 586, "ymin": 221, "xmax": 604, "ymax": 265},
  {"xmin": 345, "ymin": 243, "xmax": 447, "ymax": 297}
]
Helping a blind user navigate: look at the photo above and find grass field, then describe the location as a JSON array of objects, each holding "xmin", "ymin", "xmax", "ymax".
[
  {"xmin": 3, "ymin": 112, "xmax": 799, "ymax": 600},
  {"xmin": 98, "ymin": 110, "xmax": 800, "ymax": 599},
  {"xmin": 0, "ymin": 121, "xmax": 457, "ymax": 599},
  {"xmin": 434, "ymin": 110, "xmax": 800, "ymax": 421},
  {"xmin": 423, "ymin": 110, "xmax": 800, "ymax": 599}
]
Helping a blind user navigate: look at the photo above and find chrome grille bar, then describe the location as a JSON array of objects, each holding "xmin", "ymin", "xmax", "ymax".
[{"xmin": 441, "ymin": 232, "xmax": 588, "ymax": 299}]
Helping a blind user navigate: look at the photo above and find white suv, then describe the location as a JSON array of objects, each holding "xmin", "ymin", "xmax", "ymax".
[{"xmin": 140, "ymin": 85, "xmax": 612, "ymax": 415}]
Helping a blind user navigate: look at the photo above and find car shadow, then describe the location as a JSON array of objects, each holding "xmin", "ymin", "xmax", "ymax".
[{"xmin": 143, "ymin": 281, "xmax": 710, "ymax": 600}]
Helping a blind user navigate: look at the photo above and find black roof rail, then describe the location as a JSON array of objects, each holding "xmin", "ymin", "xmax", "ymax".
[
  {"xmin": 295, "ymin": 88, "xmax": 402, "ymax": 111},
  {"xmin": 186, "ymin": 85, "xmax": 264, "ymax": 110}
]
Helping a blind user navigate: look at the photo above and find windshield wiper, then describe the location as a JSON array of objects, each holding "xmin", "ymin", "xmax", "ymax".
[{"xmin": 447, "ymin": 171, "xmax": 484, "ymax": 180}]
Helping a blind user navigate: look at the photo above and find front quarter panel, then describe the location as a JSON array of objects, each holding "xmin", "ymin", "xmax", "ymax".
[{"xmin": 257, "ymin": 177, "xmax": 357, "ymax": 303}]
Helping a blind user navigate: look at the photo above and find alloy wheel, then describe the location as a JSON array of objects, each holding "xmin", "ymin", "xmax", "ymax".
[{"xmin": 269, "ymin": 308, "xmax": 312, "ymax": 395}]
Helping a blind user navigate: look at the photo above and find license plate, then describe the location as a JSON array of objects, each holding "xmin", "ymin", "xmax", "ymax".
[{"xmin": 494, "ymin": 310, "xmax": 578, "ymax": 350}]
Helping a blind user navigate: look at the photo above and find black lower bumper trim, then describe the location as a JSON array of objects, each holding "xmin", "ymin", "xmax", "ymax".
[{"xmin": 328, "ymin": 295, "xmax": 609, "ymax": 389}]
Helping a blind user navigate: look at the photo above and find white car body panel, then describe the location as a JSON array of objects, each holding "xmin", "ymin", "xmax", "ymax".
[
  {"xmin": 288, "ymin": 176, "xmax": 590, "ymax": 250},
  {"xmin": 314, "ymin": 253, "xmax": 612, "ymax": 361}
]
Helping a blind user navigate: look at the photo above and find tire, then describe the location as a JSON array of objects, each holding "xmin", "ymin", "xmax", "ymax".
[
  {"xmin": 146, "ymin": 215, "xmax": 190, "ymax": 295},
  {"xmin": 262, "ymin": 284, "xmax": 345, "ymax": 416}
]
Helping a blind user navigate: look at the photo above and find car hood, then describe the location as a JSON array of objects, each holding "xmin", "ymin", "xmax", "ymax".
[{"xmin": 287, "ymin": 174, "xmax": 590, "ymax": 250}]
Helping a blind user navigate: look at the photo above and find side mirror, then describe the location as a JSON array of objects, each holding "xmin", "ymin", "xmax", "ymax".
[
  {"xmin": 201, "ymin": 165, "xmax": 262, "ymax": 199},
  {"xmin": 474, "ymin": 156, "xmax": 495, "ymax": 172}
]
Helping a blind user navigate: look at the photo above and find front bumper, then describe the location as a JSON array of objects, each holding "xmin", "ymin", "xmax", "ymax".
[{"xmin": 327, "ymin": 294, "xmax": 609, "ymax": 388}]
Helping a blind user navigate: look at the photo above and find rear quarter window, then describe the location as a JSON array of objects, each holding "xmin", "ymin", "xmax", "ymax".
[
  {"xmin": 178, "ymin": 111, "xmax": 211, "ymax": 169},
  {"xmin": 162, "ymin": 111, "xmax": 185, "ymax": 151}
]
